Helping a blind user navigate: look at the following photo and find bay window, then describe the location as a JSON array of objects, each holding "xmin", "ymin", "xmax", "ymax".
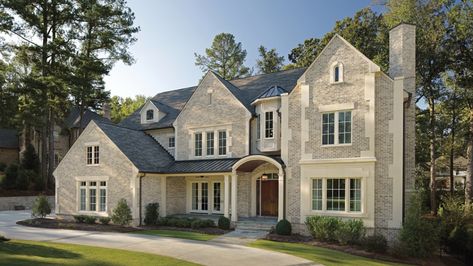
[{"xmin": 265, "ymin": 111, "xmax": 274, "ymax": 138}]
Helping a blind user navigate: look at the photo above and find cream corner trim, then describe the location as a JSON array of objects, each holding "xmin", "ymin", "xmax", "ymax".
[
  {"xmin": 300, "ymin": 84, "xmax": 311, "ymax": 160},
  {"xmin": 360, "ymin": 73, "xmax": 375, "ymax": 158},
  {"xmin": 299, "ymin": 157, "xmax": 376, "ymax": 165},
  {"xmin": 318, "ymin": 102, "xmax": 354, "ymax": 112}
]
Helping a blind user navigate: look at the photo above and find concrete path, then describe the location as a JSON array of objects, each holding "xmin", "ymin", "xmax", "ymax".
[
  {"xmin": 210, "ymin": 229, "xmax": 269, "ymax": 245},
  {"xmin": 0, "ymin": 211, "xmax": 318, "ymax": 266}
]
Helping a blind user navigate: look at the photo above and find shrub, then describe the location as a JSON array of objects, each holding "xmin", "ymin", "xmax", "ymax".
[
  {"xmin": 399, "ymin": 193, "xmax": 440, "ymax": 258},
  {"xmin": 336, "ymin": 219, "xmax": 365, "ymax": 245},
  {"xmin": 157, "ymin": 217, "xmax": 169, "ymax": 226},
  {"xmin": 218, "ymin": 216, "xmax": 230, "ymax": 230},
  {"xmin": 144, "ymin": 203, "xmax": 159, "ymax": 225},
  {"xmin": 447, "ymin": 226, "xmax": 469, "ymax": 256},
  {"xmin": 83, "ymin": 216, "xmax": 96, "ymax": 224},
  {"xmin": 276, "ymin": 219, "xmax": 292, "ymax": 235},
  {"xmin": 202, "ymin": 219, "xmax": 215, "ymax": 227},
  {"xmin": 306, "ymin": 216, "xmax": 340, "ymax": 242},
  {"xmin": 361, "ymin": 234, "xmax": 387, "ymax": 253},
  {"xmin": 0, "ymin": 235, "xmax": 9, "ymax": 242},
  {"xmin": 111, "ymin": 198, "xmax": 133, "ymax": 226},
  {"xmin": 73, "ymin": 215, "xmax": 87, "ymax": 223},
  {"xmin": 99, "ymin": 217, "xmax": 111, "ymax": 225},
  {"xmin": 3, "ymin": 164, "xmax": 18, "ymax": 189},
  {"xmin": 31, "ymin": 195, "xmax": 51, "ymax": 218},
  {"xmin": 20, "ymin": 144, "xmax": 40, "ymax": 171},
  {"xmin": 191, "ymin": 219, "xmax": 203, "ymax": 229},
  {"xmin": 16, "ymin": 169, "xmax": 36, "ymax": 190},
  {"xmin": 0, "ymin": 162, "xmax": 6, "ymax": 172},
  {"xmin": 175, "ymin": 218, "xmax": 192, "ymax": 228}
]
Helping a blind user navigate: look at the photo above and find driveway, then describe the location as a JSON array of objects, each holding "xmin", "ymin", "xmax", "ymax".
[{"xmin": 0, "ymin": 211, "xmax": 317, "ymax": 266}]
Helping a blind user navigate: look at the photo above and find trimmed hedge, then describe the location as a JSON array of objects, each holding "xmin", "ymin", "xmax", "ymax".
[
  {"xmin": 144, "ymin": 203, "xmax": 159, "ymax": 225},
  {"xmin": 84, "ymin": 216, "xmax": 97, "ymax": 224},
  {"xmin": 306, "ymin": 216, "xmax": 365, "ymax": 245},
  {"xmin": 361, "ymin": 234, "xmax": 387, "ymax": 253},
  {"xmin": 218, "ymin": 216, "xmax": 230, "ymax": 230},
  {"xmin": 99, "ymin": 217, "xmax": 111, "ymax": 225},
  {"xmin": 275, "ymin": 219, "xmax": 292, "ymax": 235},
  {"xmin": 158, "ymin": 217, "xmax": 215, "ymax": 229}
]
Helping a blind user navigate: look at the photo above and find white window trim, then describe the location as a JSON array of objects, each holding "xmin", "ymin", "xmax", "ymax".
[
  {"xmin": 146, "ymin": 109, "xmax": 154, "ymax": 121},
  {"xmin": 218, "ymin": 130, "xmax": 228, "ymax": 156},
  {"xmin": 86, "ymin": 145, "xmax": 100, "ymax": 166},
  {"xmin": 186, "ymin": 178, "xmax": 224, "ymax": 215},
  {"xmin": 310, "ymin": 177, "xmax": 365, "ymax": 217},
  {"xmin": 76, "ymin": 180, "xmax": 108, "ymax": 216},
  {"xmin": 330, "ymin": 61, "xmax": 344, "ymax": 84},
  {"xmin": 321, "ymin": 110, "xmax": 352, "ymax": 147},
  {"xmin": 168, "ymin": 136, "xmax": 175, "ymax": 148},
  {"xmin": 189, "ymin": 126, "xmax": 231, "ymax": 159},
  {"xmin": 194, "ymin": 132, "xmax": 203, "ymax": 157},
  {"xmin": 264, "ymin": 111, "xmax": 274, "ymax": 139}
]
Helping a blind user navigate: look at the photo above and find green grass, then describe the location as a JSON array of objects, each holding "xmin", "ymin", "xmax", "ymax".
[
  {"xmin": 0, "ymin": 239, "xmax": 199, "ymax": 266},
  {"xmin": 249, "ymin": 240, "xmax": 410, "ymax": 266},
  {"xmin": 133, "ymin": 230, "xmax": 218, "ymax": 241}
]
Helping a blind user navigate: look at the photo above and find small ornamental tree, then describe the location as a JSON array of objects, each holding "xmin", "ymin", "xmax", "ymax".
[
  {"xmin": 111, "ymin": 198, "xmax": 132, "ymax": 226},
  {"xmin": 144, "ymin": 203, "xmax": 159, "ymax": 225},
  {"xmin": 32, "ymin": 195, "xmax": 51, "ymax": 218}
]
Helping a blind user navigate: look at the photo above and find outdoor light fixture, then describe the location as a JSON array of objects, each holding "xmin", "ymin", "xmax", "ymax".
[{"xmin": 261, "ymin": 174, "xmax": 268, "ymax": 180}]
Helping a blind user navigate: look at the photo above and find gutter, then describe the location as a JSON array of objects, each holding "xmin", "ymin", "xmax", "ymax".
[
  {"xmin": 138, "ymin": 173, "xmax": 145, "ymax": 226},
  {"xmin": 402, "ymin": 90, "xmax": 413, "ymax": 224}
]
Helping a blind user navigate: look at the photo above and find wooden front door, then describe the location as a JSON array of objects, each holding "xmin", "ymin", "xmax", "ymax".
[{"xmin": 257, "ymin": 180, "xmax": 278, "ymax": 216}]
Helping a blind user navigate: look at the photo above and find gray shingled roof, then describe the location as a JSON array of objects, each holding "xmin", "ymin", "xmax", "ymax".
[
  {"xmin": 151, "ymin": 158, "xmax": 240, "ymax": 174},
  {"xmin": 119, "ymin": 68, "xmax": 306, "ymax": 131},
  {"xmin": 65, "ymin": 107, "xmax": 111, "ymax": 129},
  {"xmin": 95, "ymin": 121, "xmax": 174, "ymax": 172},
  {"xmin": 0, "ymin": 128, "xmax": 18, "ymax": 149}
]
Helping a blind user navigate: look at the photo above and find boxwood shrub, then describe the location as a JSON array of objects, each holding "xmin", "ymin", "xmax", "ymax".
[{"xmin": 276, "ymin": 219, "xmax": 292, "ymax": 235}]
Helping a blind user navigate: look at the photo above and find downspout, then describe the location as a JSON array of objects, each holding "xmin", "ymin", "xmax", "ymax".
[
  {"xmin": 402, "ymin": 91, "xmax": 413, "ymax": 224},
  {"xmin": 277, "ymin": 107, "xmax": 286, "ymax": 219},
  {"xmin": 139, "ymin": 173, "xmax": 145, "ymax": 226}
]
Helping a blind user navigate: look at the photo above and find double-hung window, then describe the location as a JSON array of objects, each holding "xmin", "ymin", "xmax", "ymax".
[
  {"xmin": 86, "ymin": 146, "xmax": 99, "ymax": 165},
  {"xmin": 322, "ymin": 111, "xmax": 352, "ymax": 145},
  {"xmin": 168, "ymin": 137, "xmax": 175, "ymax": 148},
  {"xmin": 218, "ymin": 131, "xmax": 227, "ymax": 155},
  {"xmin": 194, "ymin": 133, "xmax": 202, "ymax": 157},
  {"xmin": 206, "ymin": 132, "xmax": 214, "ymax": 156},
  {"xmin": 79, "ymin": 182, "xmax": 86, "ymax": 211},
  {"xmin": 99, "ymin": 181, "xmax": 107, "ymax": 212},
  {"xmin": 78, "ymin": 180, "xmax": 107, "ymax": 213},
  {"xmin": 265, "ymin": 111, "xmax": 274, "ymax": 138},
  {"xmin": 311, "ymin": 177, "xmax": 362, "ymax": 213}
]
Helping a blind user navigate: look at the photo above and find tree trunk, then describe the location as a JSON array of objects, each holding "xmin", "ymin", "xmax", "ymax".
[
  {"xmin": 429, "ymin": 98, "xmax": 437, "ymax": 215},
  {"xmin": 466, "ymin": 109, "xmax": 473, "ymax": 205},
  {"xmin": 450, "ymin": 96, "xmax": 456, "ymax": 194},
  {"xmin": 40, "ymin": 0, "xmax": 49, "ymax": 190},
  {"xmin": 47, "ymin": 110, "xmax": 55, "ymax": 190}
]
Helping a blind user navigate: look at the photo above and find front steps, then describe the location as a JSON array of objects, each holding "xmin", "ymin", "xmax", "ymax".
[{"xmin": 235, "ymin": 217, "xmax": 277, "ymax": 232}]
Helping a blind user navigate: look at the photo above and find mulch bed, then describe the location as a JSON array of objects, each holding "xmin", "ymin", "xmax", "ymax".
[
  {"xmin": 137, "ymin": 225, "xmax": 231, "ymax": 235},
  {"xmin": 17, "ymin": 218, "xmax": 140, "ymax": 233},
  {"xmin": 0, "ymin": 189, "xmax": 54, "ymax": 197}
]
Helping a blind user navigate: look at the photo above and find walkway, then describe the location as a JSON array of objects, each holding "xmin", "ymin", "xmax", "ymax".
[{"xmin": 0, "ymin": 211, "xmax": 317, "ymax": 266}]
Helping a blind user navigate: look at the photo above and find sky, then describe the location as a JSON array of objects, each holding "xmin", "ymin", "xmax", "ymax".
[{"xmin": 104, "ymin": 0, "xmax": 384, "ymax": 98}]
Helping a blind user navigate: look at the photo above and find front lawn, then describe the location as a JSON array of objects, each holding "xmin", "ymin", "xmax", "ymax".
[
  {"xmin": 134, "ymin": 229, "xmax": 219, "ymax": 241},
  {"xmin": 249, "ymin": 240, "xmax": 410, "ymax": 266},
  {"xmin": 0, "ymin": 239, "xmax": 199, "ymax": 266}
]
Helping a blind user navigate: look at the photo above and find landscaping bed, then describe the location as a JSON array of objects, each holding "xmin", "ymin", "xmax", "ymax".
[
  {"xmin": 0, "ymin": 189, "xmax": 54, "ymax": 197},
  {"xmin": 17, "ymin": 218, "xmax": 140, "ymax": 233},
  {"xmin": 141, "ymin": 225, "xmax": 230, "ymax": 235}
]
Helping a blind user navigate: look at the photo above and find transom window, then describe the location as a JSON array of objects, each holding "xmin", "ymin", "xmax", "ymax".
[
  {"xmin": 194, "ymin": 133, "xmax": 202, "ymax": 157},
  {"xmin": 78, "ymin": 180, "xmax": 107, "ymax": 213},
  {"xmin": 311, "ymin": 177, "xmax": 362, "ymax": 213},
  {"xmin": 146, "ymin": 109, "xmax": 154, "ymax": 120},
  {"xmin": 206, "ymin": 132, "xmax": 214, "ymax": 156},
  {"xmin": 265, "ymin": 111, "xmax": 274, "ymax": 138},
  {"xmin": 322, "ymin": 111, "xmax": 352, "ymax": 145},
  {"xmin": 168, "ymin": 137, "xmax": 175, "ymax": 148},
  {"xmin": 218, "ymin": 131, "xmax": 227, "ymax": 155},
  {"xmin": 86, "ymin": 146, "xmax": 99, "ymax": 165}
]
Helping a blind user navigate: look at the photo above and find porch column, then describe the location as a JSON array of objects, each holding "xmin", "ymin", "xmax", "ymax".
[
  {"xmin": 160, "ymin": 176, "xmax": 167, "ymax": 217},
  {"xmin": 231, "ymin": 172, "xmax": 238, "ymax": 222},
  {"xmin": 278, "ymin": 169, "xmax": 284, "ymax": 221},
  {"xmin": 224, "ymin": 174, "xmax": 230, "ymax": 218}
]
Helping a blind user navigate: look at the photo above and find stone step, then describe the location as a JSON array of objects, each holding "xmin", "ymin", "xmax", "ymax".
[{"xmin": 235, "ymin": 219, "xmax": 277, "ymax": 231}]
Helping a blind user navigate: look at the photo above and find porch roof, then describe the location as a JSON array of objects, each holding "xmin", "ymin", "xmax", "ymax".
[{"xmin": 155, "ymin": 158, "xmax": 240, "ymax": 174}]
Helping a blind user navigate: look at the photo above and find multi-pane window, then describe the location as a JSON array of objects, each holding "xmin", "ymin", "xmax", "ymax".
[
  {"xmin": 311, "ymin": 178, "xmax": 362, "ymax": 213},
  {"xmin": 218, "ymin": 131, "xmax": 227, "ymax": 155},
  {"xmin": 350, "ymin": 179, "xmax": 361, "ymax": 212},
  {"xmin": 201, "ymin": 182, "xmax": 208, "ymax": 211},
  {"xmin": 99, "ymin": 181, "xmax": 107, "ymax": 212},
  {"xmin": 168, "ymin": 137, "xmax": 175, "ymax": 148},
  {"xmin": 78, "ymin": 180, "xmax": 107, "ymax": 212},
  {"xmin": 265, "ymin": 111, "xmax": 274, "ymax": 138},
  {"xmin": 334, "ymin": 66, "xmax": 340, "ymax": 82},
  {"xmin": 86, "ymin": 146, "xmax": 99, "ymax": 165},
  {"xmin": 338, "ymin": 111, "xmax": 352, "ymax": 144},
  {"xmin": 79, "ymin": 182, "xmax": 86, "ymax": 211},
  {"xmin": 206, "ymin": 132, "xmax": 214, "ymax": 156},
  {"xmin": 146, "ymin": 109, "xmax": 154, "ymax": 120},
  {"xmin": 257, "ymin": 114, "xmax": 261, "ymax": 140},
  {"xmin": 312, "ymin": 179, "xmax": 322, "ymax": 211},
  {"xmin": 192, "ymin": 183, "xmax": 199, "ymax": 210},
  {"xmin": 327, "ymin": 178, "xmax": 345, "ymax": 211},
  {"xmin": 89, "ymin": 182, "xmax": 97, "ymax": 211},
  {"xmin": 213, "ymin": 182, "xmax": 221, "ymax": 212},
  {"xmin": 322, "ymin": 113, "xmax": 335, "ymax": 145},
  {"xmin": 194, "ymin": 133, "xmax": 202, "ymax": 156},
  {"xmin": 322, "ymin": 111, "xmax": 352, "ymax": 145}
]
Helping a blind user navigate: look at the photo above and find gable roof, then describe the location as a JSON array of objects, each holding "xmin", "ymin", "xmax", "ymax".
[
  {"xmin": 64, "ymin": 107, "xmax": 111, "ymax": 129},
  {"xmin": 95, "ymin": 121, "xmax": 173, "ymax": 172},
  {"xmin": 0, "ymin": 128, "xmax": 18, "ymax": 149},
  {"xmin": 119, "ymin": 68, "xmax": 306, "ymax": 131}
]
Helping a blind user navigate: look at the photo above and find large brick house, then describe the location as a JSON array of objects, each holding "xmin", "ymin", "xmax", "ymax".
[{"xmin": 54, "ymin": 24, "xmax": 416, "ymax": 240}]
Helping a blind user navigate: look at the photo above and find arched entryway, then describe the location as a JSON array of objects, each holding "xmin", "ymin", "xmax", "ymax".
[{"xmin": 231, "ymin": 155, "xmax": 284, "ymax": 221}]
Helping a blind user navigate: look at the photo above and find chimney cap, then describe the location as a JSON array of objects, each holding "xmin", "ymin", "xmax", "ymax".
[{"xmin": 389, "ymin": 22, "xmax": 416, "ymax": 32}]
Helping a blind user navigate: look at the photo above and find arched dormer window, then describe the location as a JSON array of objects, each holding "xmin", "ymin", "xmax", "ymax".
[
  {"xmin": 330, "ymin": 61, "xmax": 344, "ymax": 83},
  {"xmin": 146, "ymin": 109, "xmax": 154, "ymax": 120}
]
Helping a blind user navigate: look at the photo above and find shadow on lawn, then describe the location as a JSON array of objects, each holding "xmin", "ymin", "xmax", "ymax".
[{"xmin": 0, "ymin": 241, "xmax": 80, "ymax": 259}]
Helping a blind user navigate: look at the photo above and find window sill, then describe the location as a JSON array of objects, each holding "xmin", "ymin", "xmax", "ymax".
[
  {"xmin": 77, "ymin": 211, "xmax": 108, "ymax": 216},
  {"xmin": 321, "ymin": 143, "xmax": 352, "ymax": 147},
  {"xmin": 330, "ymin": 81, "xmax": 344, "ymax": 85},
  {"xmin": 86, "ymin": 164, "xmax": 100, "ymax": 167},
  {"xmin": 309, "ymin": 210, "xmax": 366, "ymax": 218}
]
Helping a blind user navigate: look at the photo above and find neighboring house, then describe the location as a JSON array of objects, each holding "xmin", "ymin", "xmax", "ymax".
[
  {"xmin": 0, "ymin": 128, "xmax": 19, "ymax": 166},
  {"xmin": 54, "ymin": 24, "xmax": 416, "ymax": 241},
  {"xmin": 436, "ymin": 156, "xmax": 467, "ymax": 190}
]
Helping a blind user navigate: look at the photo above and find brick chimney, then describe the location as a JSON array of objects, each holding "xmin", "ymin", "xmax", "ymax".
[{"xmin": 103, "ymin": 102, "xmax": 111, "ymax": 120}]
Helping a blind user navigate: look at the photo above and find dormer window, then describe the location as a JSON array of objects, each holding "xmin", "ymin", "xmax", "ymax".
[
  {"xmin": 330, "ymin": 62, "xmax": 344, "ymax": 83},
  {"xmin": 146, "ymin": 109, "xmax": 154, "ymax": 120}
]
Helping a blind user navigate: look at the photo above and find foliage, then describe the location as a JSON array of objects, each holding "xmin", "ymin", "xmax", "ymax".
[
  {"xmin": 195, "ymin": 33, "xmax": 251, "ymax": 80},
  {"xmin": 73, "ymin": 215, "xmax": 87, "ymax": 223},
  {"xmin": 275, "ymin": 219, "xmax": 292, "ymax": 236},
  {"xmin": 398, "ymin": 193, "xmax": 440, "ymax": 258},
  {"xmin": 190, "ymin": 219, "xmax": 214, "ymax": 229},
  {"xmin": 31, "ymin": 195, "xmax": 51, "ymax": 218},
  {"xmin": 83, "ymin": 216, "xmax": 96, "ymax": 224},
  {"xmin": 0, "ymin": 235, "xmax": 9, "ymax": 242},
  {"xmin": 111, "ymin": 198, "xmax": 132, "ymax": 226},
  {"xmin": 0, "ymin": 162, "xmax": 7, "ymax": 172},
  {"xmin": 3, "ymin": 164, "xmax": 18, "ymax": 189},
  {"xmin": 360, "ymin": 234, "xmax": 387, "ymax": 253},
  {"xmin": 256, "ymin": 46, "xmax": 285, "ymax": 74},
  {"xmin": 218, "ymin": 216, "xmax": 230, "ymax": 230},
  {"xmin": 144, "ymin": 202, "xmax": 159, "ymax": 225},
  {"xmin": 16, "ymin": 169, "xmax": 36, "ymax": 190},
  {"xmin": 305, "ymin": 216, "xmax": 340, "ymax": 242},
  {"xmin": 159, "ymin": 217, "xmax": 214, "ymax": 229},
  {"xmin": 335, "ymin": 219, "xmax": 365, "ymax": 245},
  {"xmin": 99, "ymin": 217, "xmax": 111, "ymax": 225},
  {"xmin": 20, "ymin": 144, "xmax": 39, "ymax": 172},
  {"xmin": 110, "ymin": 95, "xmax": 148, "ymax": 123},
  {"xmin": 135, "ymin": 229, "xmax": 218, "ymax": 241}
]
